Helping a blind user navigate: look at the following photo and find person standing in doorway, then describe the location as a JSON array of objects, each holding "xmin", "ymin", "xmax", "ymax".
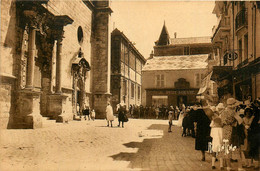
[{"xmin": 106, "ymin": 103, "xmax": 114, "ymax": 127}]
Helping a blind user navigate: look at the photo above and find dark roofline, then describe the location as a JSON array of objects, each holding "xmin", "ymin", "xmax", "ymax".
[{"xmin": 112, "ymin": 28, "xmax": 146, "ymax": 63}]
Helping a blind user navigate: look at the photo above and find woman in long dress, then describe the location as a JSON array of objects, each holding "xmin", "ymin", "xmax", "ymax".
[
  {"xmin": 177, "ymin": 105, "xmax": 185, "ymax": 127},
  {"xmin": 106, "ymin": 103, "xmax": 114, "ymax": 127}
]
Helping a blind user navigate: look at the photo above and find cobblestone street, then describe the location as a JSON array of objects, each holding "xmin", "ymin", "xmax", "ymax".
[{"xmin": 0, "ymin": 119, "xmax": 255, "ymax": 171}]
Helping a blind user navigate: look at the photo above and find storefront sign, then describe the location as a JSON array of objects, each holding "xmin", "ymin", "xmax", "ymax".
[{"xmin": 148, "ymin": 90, "xmax": 197, "ymax": 95}]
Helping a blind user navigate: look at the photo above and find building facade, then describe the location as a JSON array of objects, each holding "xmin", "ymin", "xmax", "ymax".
[
  {"xmin": 211, "ymin": 1, "xmax": 260, "ymax": 103},
  {"xmin": 142, "ymin": 24, "xmax": 213, "ymax": 107},
  {"xmin": 0, "ymin": 0, "xmax": 112, "ymax": 129},
  {"xmin": 110, "ymin": 29, "xmax": 146, "ymax": 111}
]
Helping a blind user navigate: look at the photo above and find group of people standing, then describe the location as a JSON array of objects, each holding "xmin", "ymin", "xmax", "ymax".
[
  {"xmin": 177, "ymin": 98, "xmax": 260, "ymax": 171},
  {"xmin": 106, "ymin": 102, "xmax": 128, "ymax": 128},
  {"xmin": 76, "ymin": 103, "xmax": 95, "ymax": 121}
]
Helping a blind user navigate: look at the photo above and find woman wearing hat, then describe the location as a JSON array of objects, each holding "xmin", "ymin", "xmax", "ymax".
[
  {"xmin": 190, "ymin": 100, "xmax": 211, "ymax": 162},
  {"xmin": 118, "ymin": 103, "xmax": 127, "ymax": 128},
  {"xmin": 221, "ymin": 98, "xmax": 245, "ymax": 171}
]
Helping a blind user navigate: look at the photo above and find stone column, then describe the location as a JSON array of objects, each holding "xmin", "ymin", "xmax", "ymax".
[
  {"xmin": 55, "ymin": 37, "xmax": 62, "ymax": 94},
  {"xmin": 25, "ymin": 25, "xmax": 36, "ymax": 89},
  {"xmin": 46, "ymin": 15, "xmax": 73, "ymax": 122}
]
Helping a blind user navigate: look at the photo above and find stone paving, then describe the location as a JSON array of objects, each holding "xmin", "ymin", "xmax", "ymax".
[{"xmin": 0, "ymin": 118, "xmax": 257, "ymax": 171}]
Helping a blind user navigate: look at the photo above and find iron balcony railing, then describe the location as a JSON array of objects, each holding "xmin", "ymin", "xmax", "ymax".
[{"xmin": 235, "ymin": 9, "xmax": 247, "ymax": 31}]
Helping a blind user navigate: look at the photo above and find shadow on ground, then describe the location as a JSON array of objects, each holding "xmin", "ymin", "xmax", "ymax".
[
  {"xmin": 111, "ymin": 124, "xmax": 258, "ymax": 171},
  {"xmin": 110, "ymin": 124, "xmax": 213, "ymax": 171}
]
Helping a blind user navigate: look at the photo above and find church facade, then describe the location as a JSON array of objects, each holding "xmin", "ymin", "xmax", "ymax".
[
  {"xmin": 0, "ymin": 0, "xmax": 112, "ymax": 128},
  {"xmin": 142, "ymin": 24, "xmax": 213, "ymax": 108}
]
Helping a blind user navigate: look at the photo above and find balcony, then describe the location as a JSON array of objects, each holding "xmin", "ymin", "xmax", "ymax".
[
  {"xmin": 212, "ymin": 16, "xmax": 230, "ymax": 43},
  {"xmin": 235, "ymin": 9, "xmax": 247, "ymax": 31}
]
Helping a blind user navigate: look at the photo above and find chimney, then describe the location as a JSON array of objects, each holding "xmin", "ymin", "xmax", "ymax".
[{"xmin": 174, "ymin": 32, "xmax": 177, "ymax": 38}]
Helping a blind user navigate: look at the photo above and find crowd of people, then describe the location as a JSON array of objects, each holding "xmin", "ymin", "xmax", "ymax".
[
  {"xmin": 173, "ymin": 98, "xmax": 259, "ymax": 171},
  {"xmin": 128, "ymin": 104, "xmax": 184, "ymax": 120},
  {"xmin": 76, "ymin": 98, "xmax": 259, "ymax": 170}
]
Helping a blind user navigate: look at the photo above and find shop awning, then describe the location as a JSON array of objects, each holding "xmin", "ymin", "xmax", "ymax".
[
  {"xmin": 197, "ymin": 72, "xmax": 213, "ymax": 95},
  {"xmin": 210, "ymin": 66, "xmax": 233, "ymax": 82}
]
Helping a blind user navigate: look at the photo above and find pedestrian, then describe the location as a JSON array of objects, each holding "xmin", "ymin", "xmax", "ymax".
[
  {"xmin": 129, "ymin": 104, "xmax": 133, "ymax": 118},
  {"xmin": 190, "ymin": 100, "xmax": 211, "ymax": 162},
  {"xmin": 168, "ymin": 106, "xmax": 174, "ymax": 132},
  {"xmin": 106, "ymin": 102, "xmax": 114, "ymax": 127},
  {"xmin": 182, "ymin": 110, "xmax": 189, "ymax": 137},
  {"xmin": 241, "ymin": 107, "xmax": 254, "ymax": 168},
  {"xmin": 220, "ymin": 98, "xmax": 244, "ymax": 171},
  {"xmin": 155, "ymin": 106, "xmax": 160, "ymax": 119},
  {"xmin": 91, "ymin": 109, "xmax": 95, "ymax": 121},
  {"xmin": 177, "ymin": 108, "xmax": 185, "ymax": 127},
  {"xmin": 210, "ymin": 112, "xmax": 224, "ymax": 170},
  {"xmin": 118, "ymin": 103, "xmax": 127, "ymax": 128},
  {"xmin": 248, "ymin": 100, "xmax": 260, "ymax": 169},
  {"xmin": 83, "ymin": 105, "xmax": 90, "ymax": 120}
]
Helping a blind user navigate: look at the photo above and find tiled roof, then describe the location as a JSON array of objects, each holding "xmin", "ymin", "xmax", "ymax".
[
  {"xmin": 170, "ymin": 36, "xmax": 211, "ymax": 45},
  {"xmin": 142, "ymin": 54, "xmax": 208, "ymax": 71}
]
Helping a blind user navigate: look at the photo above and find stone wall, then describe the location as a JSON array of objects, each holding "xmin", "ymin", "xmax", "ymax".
[{"xmin": 44, "ymin": 0, "xmax": 93, "ymax": 94}]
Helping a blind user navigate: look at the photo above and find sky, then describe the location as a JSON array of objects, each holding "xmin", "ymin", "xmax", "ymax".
[{"xmin": 110, "ymin": 1, "xmax": 217, "ymax": 59}]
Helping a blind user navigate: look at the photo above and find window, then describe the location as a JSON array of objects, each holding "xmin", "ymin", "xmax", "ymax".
[
  {"xmin": 238, "ymin": 39, "xmax": 242, "ymax": 64},
  {"xmin": 136, "ymin": 59, "xmax": 141, "ymax": 74},
  {"xmin": 156, "ymin": 74, "xmax": 165, "ymax": 87},
  {"xmin": 121, "ymin": 43, "xmax": 125, "ymax": 62},
  {"xmin": 131, "ymin": 82, "xmax": 135, "ymax": 98},
  {"xmin": 138, "ymin": 86, "xmax": 141, "ymax": 100},
  {"xmin": 244, "ymin": 34, "xmax": 248, "ymax": 60},
  {"xmin": 184, "ymin": 46, "xmax": 190, "ymax": 55},
  {"xmin": 124, "ymin": 45, "xmax": 129, "ymax": 65},
  {"xmin": 129, "ymin": 51, "xmax": 135, "ymax": 69},
  {"xmin": 195, "ymin": 73, "xmax": 200, "ymax": 87}
]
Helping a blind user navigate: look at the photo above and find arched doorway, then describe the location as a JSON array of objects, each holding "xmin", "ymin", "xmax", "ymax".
[{"xmin": 72, "ymin": 52, "xmax": 91, "ymax": 117}]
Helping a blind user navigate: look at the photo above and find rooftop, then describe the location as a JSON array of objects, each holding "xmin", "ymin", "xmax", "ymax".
[
  {"xmin": 142, "ymin": 54, "xmax": 208, "ymax": 71},
  {"xmin": 170, "ymin": 36, "xmax": 212, "ymax": 45}
]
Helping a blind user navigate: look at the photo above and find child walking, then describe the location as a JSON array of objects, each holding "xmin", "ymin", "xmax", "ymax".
[{"xmin": 210, "ymin": 113, "xmax": 224, "ymax": 170}]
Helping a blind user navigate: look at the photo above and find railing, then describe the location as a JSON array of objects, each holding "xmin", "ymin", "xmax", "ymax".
[{"xmin": 235, "ymin": 9, "xmax": 247, "ymax": 31}]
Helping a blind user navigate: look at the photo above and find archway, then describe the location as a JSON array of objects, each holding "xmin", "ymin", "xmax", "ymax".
[{"xmin": 72, "ymin": 53, "xmax": 91, "ymax": 117}]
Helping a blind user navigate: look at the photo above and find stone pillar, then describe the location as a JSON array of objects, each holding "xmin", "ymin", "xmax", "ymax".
[
  {"xmin": 12, "ymin": 10, "xmax": 43, "ymax": 129},
  {"xmin": 46, "ymin": 15, "xmax": 73, "ymax": 122},
  {"xmin": 25, "ymin": 26, "xmax": 36, "ymax": 89},
  {"xmin": 55, "ymin": 38, "xmax": 62, "ymax": 94},
  {"xmin": 91, "ymin": 1, "xmax": 112, "ymax": 119}
]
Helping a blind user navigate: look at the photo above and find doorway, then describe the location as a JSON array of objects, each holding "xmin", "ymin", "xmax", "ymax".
[{"xmin": 177, "ymin": 96, "xmax": 187, "ymax": 108}]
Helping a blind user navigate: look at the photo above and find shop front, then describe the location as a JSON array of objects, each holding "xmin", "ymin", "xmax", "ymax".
[{"xmin": 146, "ymin": 88, "xmax": 198, "ymax": 107}]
